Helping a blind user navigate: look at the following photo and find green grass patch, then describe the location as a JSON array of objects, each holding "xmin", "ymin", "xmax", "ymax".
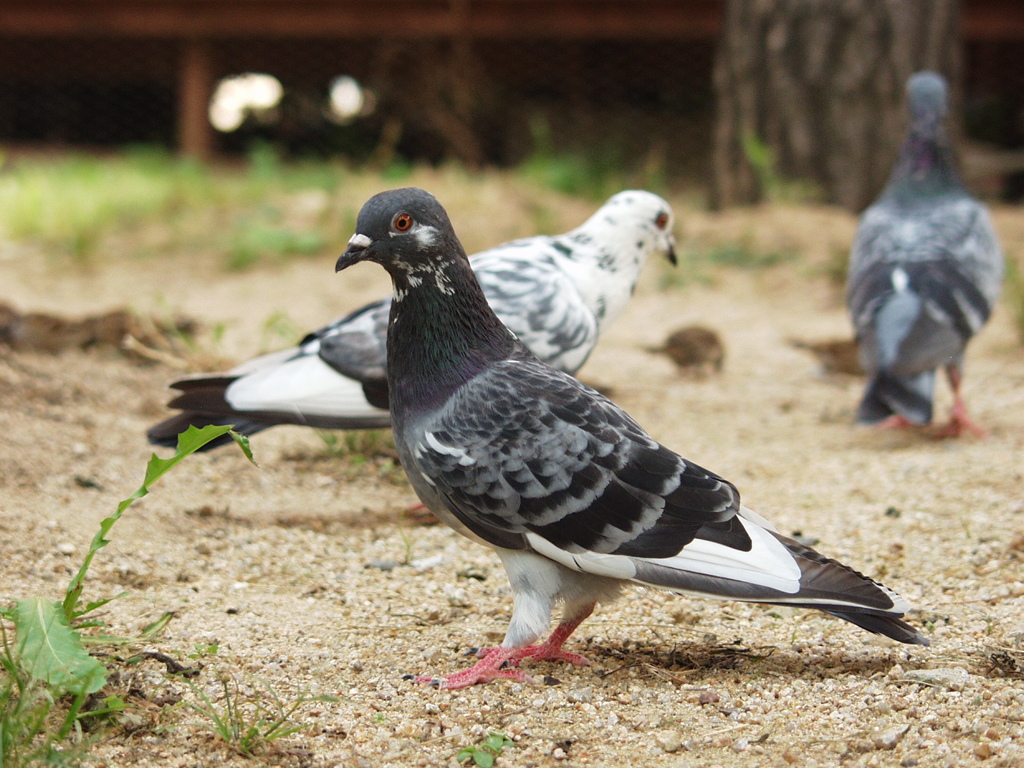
[
  {"xmin": 518, "ymin": 116, "xmax": 666, "ymax": 201},
  {"xmin": 313, "ymin": 429, "xmax": 407, "ymax": 485},
  {"xmin": 227, "ymin": 218, "xmax": 327, "ymax": 271},
  {"xmin": 0, "ymin": 149, "xmax": 216, "ymax": 260},
  {"xmin": 0, "ymin": 144, "xmax": 677, "ymax": 275},
  {"xmin": 0, "ymin": 146, "xmax": 352, "ymax": 264}
]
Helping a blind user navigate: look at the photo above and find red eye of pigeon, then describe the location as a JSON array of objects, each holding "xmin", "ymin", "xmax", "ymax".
[
  {"xmin": 655, "ymin": 212, "xmax": 669, "ymax": 229},
  {"xmin": 394, "ymin": 213, "xmax": 413, "ymax": 231}
]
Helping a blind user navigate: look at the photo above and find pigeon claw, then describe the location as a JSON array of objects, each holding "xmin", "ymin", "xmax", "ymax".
[
  {"xmin": 932, "ymin": 418, "xmax": 986, "ymax": 439},
  {"xmin": 409, "ymin": 675, "xmax": 442, "ymax": 686},
  {"xmin": 534, "ymin": 649, "xmax": 591, "ymax": 667}
]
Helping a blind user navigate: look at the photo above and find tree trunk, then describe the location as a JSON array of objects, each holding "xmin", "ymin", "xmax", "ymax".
[{"xmin": 712, "ymin": 0, "xmax": 961, "ymax": 211}]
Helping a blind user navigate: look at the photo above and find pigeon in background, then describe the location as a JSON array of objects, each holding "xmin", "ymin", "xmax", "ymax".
[
  {"xmin": 847, "ymin": 71, "xmax": 1003, "ymax": 437},
  {"xmin": 147, "ymin": 191, "xmax": 677, "ymax": 450},
  {"xmin": 336, "ymin": 187, "xmax": 927, "ymax": 690}
]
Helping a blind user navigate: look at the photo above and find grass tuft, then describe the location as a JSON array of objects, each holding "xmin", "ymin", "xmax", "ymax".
[
  {"xmin": 181, "ymin": 673, "xmax": 338, "ymax": 757},
  {"xmin": 741, "ymin": 133, "xmax": 822, "ymax": 204}
]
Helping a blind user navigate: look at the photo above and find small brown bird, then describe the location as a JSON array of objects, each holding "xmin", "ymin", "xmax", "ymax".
[
  {"xmin": 648, "ymin": 325, "xmax": 725, "ymax": 376},
  {"xmin": 789, "ymin": 337, "xmax": 864, "ymax": 376}
]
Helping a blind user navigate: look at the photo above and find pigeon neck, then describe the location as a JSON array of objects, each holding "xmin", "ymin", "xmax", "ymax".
[
  {"xmin": 881, "ymin": 124, "xmax": 964, "ymax": 203},
  {"xmin": 385, "ymin": 256, "xmax": 518, "ymax": 413}
]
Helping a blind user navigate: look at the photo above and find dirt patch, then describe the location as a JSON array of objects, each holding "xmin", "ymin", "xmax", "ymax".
[{"xmin": 2, "ymin": 201, "xmax": 1024, "ymax": 767}]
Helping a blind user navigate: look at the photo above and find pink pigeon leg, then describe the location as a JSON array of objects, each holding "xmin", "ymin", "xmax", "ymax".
[
  {"xmin": 933, "ymin": 366, "xmax": 986, "ymax": 439},
  {"xmin": 505, "ymin": 603, "xmax": 595, "ymax": 667},
  {"xmin": 470, "ymin": 603, "xmax": 595, "ymax": 664},
  {"xmin": 417, "ymin": 603, "xmax": 596, "ymax": 689}
]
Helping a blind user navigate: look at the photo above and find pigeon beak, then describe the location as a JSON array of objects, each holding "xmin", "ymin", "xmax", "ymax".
[
  {"xmin": 666, "ymin": 237, "xmax": 678, "ymax": 267},
  {"xmin": 336, "ymin": 233, "xmax": 373, "ymax": 272}
]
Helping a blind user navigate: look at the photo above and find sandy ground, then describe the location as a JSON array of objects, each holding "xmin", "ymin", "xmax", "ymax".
[{"xmin": 2, "ymin": 196, "xmax": 1024, "ymax": 768}]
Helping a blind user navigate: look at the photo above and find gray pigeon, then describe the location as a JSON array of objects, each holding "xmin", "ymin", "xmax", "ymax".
[
  {"xmin": 847, "ymin": 71, "xmax": 1003, "ymax": 437},
  {"xmin": 336, "ymin": 187, "xmax": 927, "ymax": 690},
  {"xmin": 147, "ymin": 191, "xmax": 676, "ymax": 450}
]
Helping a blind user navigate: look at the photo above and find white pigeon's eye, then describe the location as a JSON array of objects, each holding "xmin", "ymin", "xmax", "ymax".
[
  {"xmin": 393, "ymin": 213, "xmax": 413, "ymax": 232},
  {"xmin": 655, "ymin": 212, "xmax": 669, "ymax": 229}
]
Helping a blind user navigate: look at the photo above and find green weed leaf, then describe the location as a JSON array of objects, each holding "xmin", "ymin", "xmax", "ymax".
[
  {"xmin": 457, "ymin": 749, "xmax": 495, "ymax": 768},
  {"xmin": 484, "ymin": 733, "xmax": 513, "ymax": 752},
  {"xmin": 13, "ymin": 598, "xmax": 106, "ymax": 696},
  {"xmin": 457, "ymin": 732, "xmax": 512, "ymax": 767},
  {"xmin": 140, "ymin": 611, "xmax": 176, "ymax": 641}
]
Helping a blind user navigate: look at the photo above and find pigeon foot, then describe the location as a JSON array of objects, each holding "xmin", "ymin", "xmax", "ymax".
[
  {"xmin": 932, "ymin": 399, "xmax": 986, "ymax": 439},
  {"xmin": 415, "ymin": 648, "xmax": 535, "ymax": 689},
  {"xmin": 419, "ymin": 611, "xmax": 595, "ymax": 689},
  {"xmin": 469, "ymin": 643, "xmax": 592, "ymax": 667}
]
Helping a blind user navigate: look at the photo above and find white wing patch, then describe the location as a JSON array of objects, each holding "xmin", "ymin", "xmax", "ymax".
[
  {"xmin": 640, "ymin": 518, "xmax": 801, "ymax": 594},
  {"xmin": 528, "ymin": 516, "xmax": 801, "ymax": 594},
  {"xmin": 526, "ymin": 533, "xmax": 638, "ymax": 579},
  {"xmin": 226, "ymin": 354, "xmax": 388, "ymax": 419}
]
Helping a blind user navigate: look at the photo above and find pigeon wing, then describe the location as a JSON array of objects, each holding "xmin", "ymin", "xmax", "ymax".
[
  {"xmin": 411, "ymin": 357, "xmax": 750, "ymax": 573},
  {"xmin": 316, "ymin": 298, "xmax": 390, "ymax": 381},
  {"xmin": 473, "ymin": 245, "xmax": 599, "ymax": 373}
]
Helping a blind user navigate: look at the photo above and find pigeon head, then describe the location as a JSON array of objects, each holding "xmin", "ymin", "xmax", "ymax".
[
  {"xmin": 907, "ymin": 71, "xmax": 948, "ymax": 133},
  {"xmin": 336, "ymin": 187, "xmax": 468, "ymax": 296},
  {"xmin": 881, "ymin": 70, "xmax": 962, "ymax": 202},
  {"xmin": 576, "ymin": 190, "xmax": 678, "ymax": 267},
  {"xmin": 336, "ymin": 187, "xmax": 519, "ymax": 408}
]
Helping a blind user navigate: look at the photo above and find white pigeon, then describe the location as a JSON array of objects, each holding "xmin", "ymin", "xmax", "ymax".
[
  {"xmin": 148, "ymin": 191, "xmax": 676, "ymax": 449},
  {"xmin": 847, "ymin": 71, "xmax": 1003, "ymax": 437},
  {"xmin": 336, "ymin": 187, "xmax": 927, "ymax": 690}
]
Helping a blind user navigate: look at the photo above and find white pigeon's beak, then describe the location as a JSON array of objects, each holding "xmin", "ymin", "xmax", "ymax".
[
  {"xmin": 666, "ymin": 235, "xmax": 678, "ymax": 266},
  {"xmin": 336, "ymin": 233, "xmax": 373, "ymax": 272}
]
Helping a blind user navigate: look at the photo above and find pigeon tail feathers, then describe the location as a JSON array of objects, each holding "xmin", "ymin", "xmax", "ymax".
[
  {"xmin": 857, "ymin": 369, "xmax": 935, "ymax": 425},
  {"xmin": 823, "ymin": 610, "xmax": 928, "ymax": 646},
  {"xmin": 147, "ymin": 363, "xmax": 392, "ymax": 450}
]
